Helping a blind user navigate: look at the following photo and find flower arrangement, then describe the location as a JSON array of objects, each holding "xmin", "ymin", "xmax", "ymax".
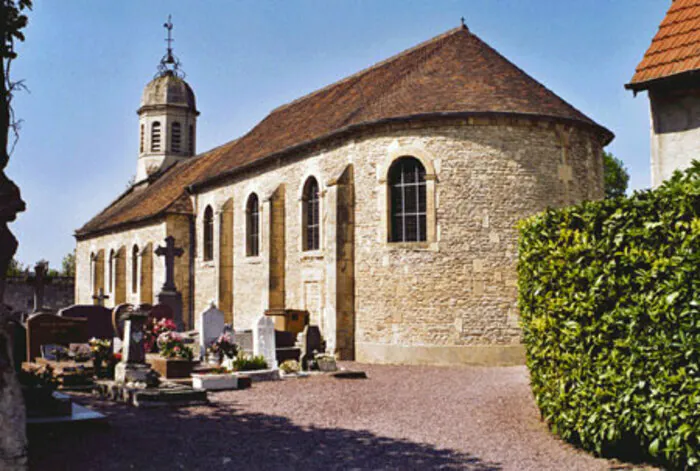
[
  {"xmin": 89, "ymin": 338, "xmax": 118, "ymax": 378},
  {"xmin": 157, "ymin": 331, "xmax": 194, "ymax": 361},
  {"xmin": 279, "ymin": 359, "xmax": 300, "ymax": 374},
  {"xmin": 207, "ymin": 332, "xmax": 238, "ymax": 363},
  {"xmin": 145, "ymin": 317, "xmax": 177, "ymax": 353},
  {"xmin": 89, "ymin": 338, "xmax": 111, "ymax": 362},
  {"xmin": 19, "ymin": 364, "xmax": 59, "ymax": 391}
]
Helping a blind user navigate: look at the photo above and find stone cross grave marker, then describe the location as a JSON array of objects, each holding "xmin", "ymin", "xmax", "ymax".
[
  {"xmin": 155, "ymin": 236, "xmax": 184, "ymax": 329},
  {"xmin": 253, "ymin": 315, "xmax": 277, "ymax": 369},
  {"xmin": 155, "ymin": 236, "xmax": 183, "ymax": 292},
  {"xmin": 197, "ymin": 303, "xmax": 225, "ymax": 359},
  {"xmin": 28, "ymin": 261, "xmax": 50, "ymax": 313},
  {"xmin": 92, "ymin": 288, "xmax": 109, "ymax": 307}
]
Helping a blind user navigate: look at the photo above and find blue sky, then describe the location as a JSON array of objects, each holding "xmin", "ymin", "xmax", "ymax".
[{"xmin": 7, "ymin": 0, "xmax": 668, "ymax": 269}]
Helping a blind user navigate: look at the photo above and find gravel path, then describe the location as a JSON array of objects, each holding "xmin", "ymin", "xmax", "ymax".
[{"xmin": 28, "ymin": 364, "xmax": 653, "ymax": 470}]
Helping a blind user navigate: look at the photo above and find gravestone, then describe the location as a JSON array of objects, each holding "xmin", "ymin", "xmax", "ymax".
[
  {"xmin": 234, "ymin": 330, "xmax": 253, "ymax": 355},
  {"xmin": 26, "ymin": 313, "xmax": 88, "ymax": 362},
  {"xmin": 58, "ymin": 305, "xmax": 113, "ymax": 340},
  {"xmin": 252, "ymin": 315, "xmax": 277, "ymax": 369},
  {"xmin": 197, "ymin": 303, "xmax": 225, "ymax": 359},
  {"xmin": 299, "ymin": 325, "xmax": 323, "ymax": 370},
  {"xmin": 114, "ymin": 304, "xmax": 157, "ymax": 386},
  {"xmin": 155, "ymin": 236, "xmax": 184, "ymax": 330}
]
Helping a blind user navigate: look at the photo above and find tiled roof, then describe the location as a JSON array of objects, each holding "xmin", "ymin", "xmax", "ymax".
[
  {"xmin": 76, "ymin": 26, "xmax": 612, "ymax": 238},
  {"xmin": 627, "ymin": 0, "xmax": 700, "ymax": 89}
]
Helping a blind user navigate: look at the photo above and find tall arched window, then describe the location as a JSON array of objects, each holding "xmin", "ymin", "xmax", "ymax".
[
  {"xmin": 108, "ymin": 249, "xmax": 116, "ymax": 292},
  {"xmin": 389, "ymin": 157, "xmax": 427, "ymax": 242},
  {"xmin": 302, "ymin": 177, "xmax": 320, "ymax": 251},
  {"xmin": 151, "ymin": 121, "xmax": 161, "ymax": 152},
  {"xmin": 203, "ymin": 205, "xmax": 214, "ymax": 261},
  {"xmin": 246, "ymin": 194, "xmax": 260, "ymax": 257},
  {"xmin": 188, "ymin": 125, "xmax": 194, "ymax": 155},
  {"xmin": 131, "ymin": 245, "xmax": 139, "ymax": 293},
  {"xmin": 171, "ymin": 122, "xmax": 181, "ymax": 153},
  {"xmin": 139, "ymin": 124, "xmax": 144, "ymax": 153}
]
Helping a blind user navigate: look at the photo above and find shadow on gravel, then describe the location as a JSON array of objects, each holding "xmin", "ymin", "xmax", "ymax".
[{"xmin": 28, "ymin": 396, "xmax": 502, "ymax": 471}]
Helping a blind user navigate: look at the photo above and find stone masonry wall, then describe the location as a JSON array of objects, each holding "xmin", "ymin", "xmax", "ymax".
[
  {"xmin": 75, "ymin": 222, "xmax": 168, "ymax": 309},
  {"xmin": 4, "ymin": 277, "xmax": 74, "ymax": 315},
  {"xmin": 192, "ymin": 117, "xmax": 605, "ymax": 364}
]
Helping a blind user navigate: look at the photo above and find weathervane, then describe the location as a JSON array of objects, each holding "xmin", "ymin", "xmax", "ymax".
[{"xmin": 157, "ymin": 15, "xmax": 185, "ymax": 78}]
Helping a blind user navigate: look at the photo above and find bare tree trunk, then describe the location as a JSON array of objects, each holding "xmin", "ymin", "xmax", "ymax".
[{"xmin": 0, "ymin": 2, "xmax": 28, "ymax": 466}]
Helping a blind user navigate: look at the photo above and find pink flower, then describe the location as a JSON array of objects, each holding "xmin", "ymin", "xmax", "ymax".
[{"xmin": 174, "ymin": 346, "xmax": 181, "ymax": 352}]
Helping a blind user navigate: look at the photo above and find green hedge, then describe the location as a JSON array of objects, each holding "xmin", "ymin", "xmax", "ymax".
[{"xmin": 518, "ymin": 161, "xmax": 700, "ymax": 469}]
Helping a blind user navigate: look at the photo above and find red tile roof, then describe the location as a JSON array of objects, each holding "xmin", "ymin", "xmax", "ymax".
[
  {"xmin": 76, "ymin": 26, "xmax": 612, "ymax": 238},
  {"xmin": 627, "ymin": 0, "xmax": 700, "ymax": 89}
]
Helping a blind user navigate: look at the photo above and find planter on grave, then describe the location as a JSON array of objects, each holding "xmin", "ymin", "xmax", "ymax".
[{"xmin": 148, "ymin": 355, "xmax": 198, "ymax": 379}]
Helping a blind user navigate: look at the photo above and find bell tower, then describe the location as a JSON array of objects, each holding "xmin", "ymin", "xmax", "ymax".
[{"xmin": 136, "ymin": 16, "xmax": 199, "ymax": 182}]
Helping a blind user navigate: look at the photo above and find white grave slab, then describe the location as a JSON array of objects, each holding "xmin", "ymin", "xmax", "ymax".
[
  {"xmin": 198, "ymin": 304, "xmax": 225, "ymax": 359},
  {"xmin": 252, "ymin": 315, "xmax": 277, "ymax": 369}
]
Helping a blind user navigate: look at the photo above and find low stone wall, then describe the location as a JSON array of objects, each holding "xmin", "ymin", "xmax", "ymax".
[{"xmin": 4, "ymin": 276, "xmax": 75, "ymax": 314}]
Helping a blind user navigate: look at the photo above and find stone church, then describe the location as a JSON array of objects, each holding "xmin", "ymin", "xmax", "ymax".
[
  {"xmin": 626, "ymin": 0, "xmax": 699, "ymax": 187},
  {"xmin": 74, "ymin": 23, "xmax": 612, "ymax": 365}
]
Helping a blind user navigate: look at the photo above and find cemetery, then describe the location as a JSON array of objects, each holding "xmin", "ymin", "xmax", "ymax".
[{"xmin": 2, "ymin": 1, "xmax": 700, "ymax": 469}]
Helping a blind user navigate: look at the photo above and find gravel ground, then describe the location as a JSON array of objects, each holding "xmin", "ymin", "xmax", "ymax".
[{"xmin": 28, "ymin": 363, "xmax": 655, "ymax": 471}]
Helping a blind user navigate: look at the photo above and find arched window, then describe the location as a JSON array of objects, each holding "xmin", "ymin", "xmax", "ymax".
[
  {"xmin": 131, "ymin": 245, "xmax": 139, "ymax": 293},
  {"xmin": 188, "ymin": 124, "xmax": 194, "ymax": 155},
  {"xmin": 139, "ymin": 124, "xmax": 144, "ymax": 153},
  {"xmin": 108, "ymin": 249, "xmax": 115, "ymax": 292},
  {"xmin": 302, "ymin": 177, "xmax": 320, "ymax": 251},
  {"xmin": 151, "ymin": 121, "xmax": 161, "ymax": 152},
  {"xmin": 171, "ymin": 122, "xmax": 181, "ymax": 153},
  {"xmin": 203, "ymin": 206, "xmax": 214, "ymax": 261},
  {"xmin": 246, "ymin": 194, "xmax": 260, "ymax": 257},
  {"xmin": 389, "ymin": 157, "xmax": 427, "ymax": 242}
]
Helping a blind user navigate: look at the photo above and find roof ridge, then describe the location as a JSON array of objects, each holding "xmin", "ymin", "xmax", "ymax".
[{"xmin": 270, "ymin": 26, "xmax": 465, "ymax": 114}]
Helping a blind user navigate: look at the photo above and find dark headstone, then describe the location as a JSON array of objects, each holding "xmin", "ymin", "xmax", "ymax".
[
  {"xmin": 26, "ymin": 313, "xmax": 89, "ymax": 362},
  {"xmin": 58, "ymin": 305, "xmax": 113, "ymax": 340},
  {"xmin": 155, "ymin": 236, "xmax": 184, "ymax": 329},
  {"xmin": 148, "ymin": 303, "xmax": 173, "ymax": 324},
  {"xmin": 299, "ymin": 325, "xmax": 323, "ymax": 370}
]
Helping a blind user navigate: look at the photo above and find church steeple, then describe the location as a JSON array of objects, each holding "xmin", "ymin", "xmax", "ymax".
[{"xmin": 135, "ymin": 16, "xmax": 199, "ymax": 183}]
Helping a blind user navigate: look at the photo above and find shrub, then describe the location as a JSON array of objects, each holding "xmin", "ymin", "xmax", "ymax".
[
  {"xmin": 231, "ymin": 354, "xmax": 268, "ymax": 371},
  {"xmin": 518, "ymin": 161, "xmax": 700, "ymax": 469}
]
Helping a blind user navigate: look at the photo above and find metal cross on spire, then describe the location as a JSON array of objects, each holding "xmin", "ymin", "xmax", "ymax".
[{"xmin": 157, "ymin": 14, "xmax": 184, "ymax": 78}]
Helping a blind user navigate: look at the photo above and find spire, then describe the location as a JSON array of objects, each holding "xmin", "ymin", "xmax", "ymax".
[{"xmin": 157, "ymin": 15, "xmax": 185, "ymax": 78}]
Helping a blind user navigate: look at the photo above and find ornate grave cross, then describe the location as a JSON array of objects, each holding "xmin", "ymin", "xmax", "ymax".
[
  {"xmin": 155, "ymin": 236, "xmax": 184, "ymax": 292},
  {"xmin": 92, "ymin": 288, "xmax": 109, "ymax": 307},
  {"xmin": 27, "ymin": 261, "xmax": 51, "ymax": 313}
]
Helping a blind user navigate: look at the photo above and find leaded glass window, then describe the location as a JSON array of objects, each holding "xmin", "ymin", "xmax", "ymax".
[{"xmin": 389, "ymin": 157, "xmax": 426, "ymax": 242}]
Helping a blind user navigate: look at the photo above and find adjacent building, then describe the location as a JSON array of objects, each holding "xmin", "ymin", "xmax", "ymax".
[
  {"xmin": 75, "ymin": 24, "xmax": 612, "ymax": 365},
  {"xmin": 626, "ymin": 0, "xmax": 700, "ymax": 187}
]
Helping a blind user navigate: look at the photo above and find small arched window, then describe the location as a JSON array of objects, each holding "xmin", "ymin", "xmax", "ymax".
[
  {"xmin": 131, "ymin": 245, "xmax": 139, "ymax": 293},
  {"xmin": 108, "ymin": 249, "xmax": 115, "ymax": 292},
  {"xmin": 151, "ymin": 121, "xmax": 161, "ymax": 152},
  {"xmin": 188, "ymin": 124, "xmax": 194, "ymax": 155},
  {"xmin": 246, "ymin": 194, "xmax": 260, "ymax": 257},
  {"xmin": 203, "ymin": 206, "xmax": 214, "ymax": 261},
  {"xmin": 139, "ymin": 124, "xmax": 144, "ymax": 153},
  {"xmin": 302, "ymin": 177, "xmax": 320, "ymax": 251},
  {"xmin": 171, "ymin": 122, "xmax": 181, "ymax": 153},
  {"xmin": 389, "ymin": 157, "xmax": 427, "ymax": 242}
]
